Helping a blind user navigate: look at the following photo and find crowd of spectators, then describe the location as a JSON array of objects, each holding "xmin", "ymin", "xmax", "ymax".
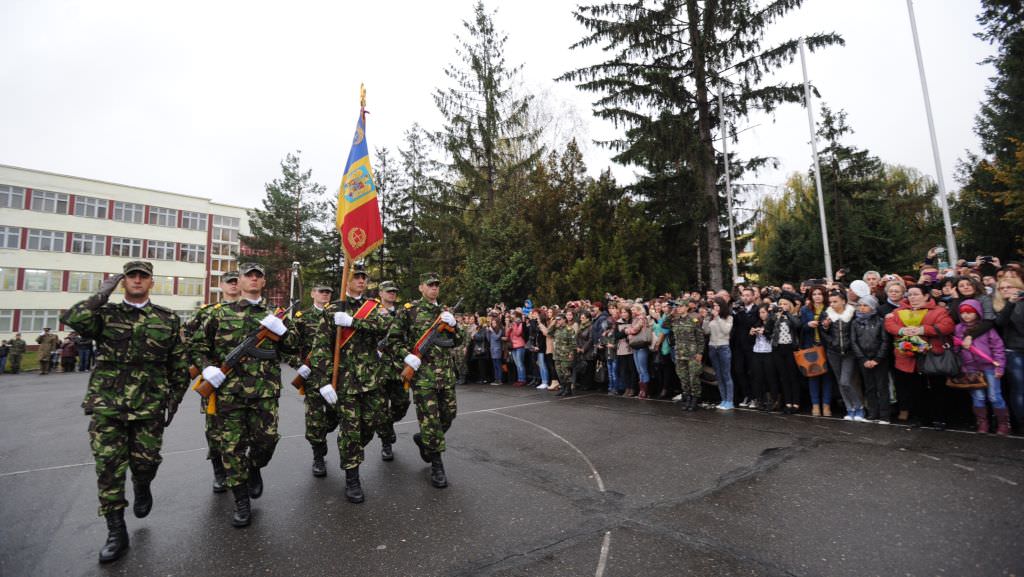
[{"xmin": 453, "ymin": 251, "xmax": 1024, "ymax": 437}]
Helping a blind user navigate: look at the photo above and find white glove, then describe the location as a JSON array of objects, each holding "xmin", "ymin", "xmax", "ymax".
[
  {"xmin": 440, "ymin": 311, "xmax": 456, "ymax": 326},
  {"xmin": 297, "ymin": 365, "xmax": 311, "ymax": 379},
  {"xmin": 260, "ymin": 314, "xmax": 287, "ymax": 336},
  {"xmin": 334, "ymin": 312, "xmax": 354, "ymax": 327},
  {"xmin": 404, "ymin": 354, "xmax": 421, "ymax": 372},
  {"xmin": 202, "ymin": 366, "xmax": 226, "ymax": 388},
  {"xmin": 319, "ymin": 384, "xmax": 338, "ymax": 405}
]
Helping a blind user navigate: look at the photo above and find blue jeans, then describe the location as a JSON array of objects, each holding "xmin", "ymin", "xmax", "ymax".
[
  {"xmin": 633, "ymin": 347, "xmax": 650, "ymax": 383},
  {"xmin": 971, "ymin": 368, "xmax": 1007, "ymax": 409},
  {"xmin": 0, "ymin": 354, "xmax": 6, "ymax": 373},
  {"xmin": 78, "ymin": 349, "xmax": 93, "ymax": 372},
  {"xmin": 709, "ymin": 345, "xmax": 734, "ymax": 404},
  {"xmin": 808, "ymin": 371, "xmax": 834, "ymax": 406},
  {"xmin": 537, "ymin": 352, "xmax": 550, "ymax": 385},
  {"xmin": 1006, "ymin": 350, "xmax": 1024, "ymax": 426},
  {"xmin": 492, "ymin": 358, "xmax": 503, "ymax": 383},
  {"xmin": 511, "ymin": 348, "xmax": 526, "ymax": 382},
  {"xmin": 607, "ymin": 357, "xmax": 619, "ymax": 392}
]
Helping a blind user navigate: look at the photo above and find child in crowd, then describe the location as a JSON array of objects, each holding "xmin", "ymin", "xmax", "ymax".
[
  {"xmin": 955, "ymin": 299, "xmax": 1009, "ymax": 435},
  {"xmin": 850, "ymin": 295, "xmax": 892, "ymax": 423}
]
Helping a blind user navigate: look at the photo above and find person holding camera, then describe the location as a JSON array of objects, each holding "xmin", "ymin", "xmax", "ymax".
[
  {"xmin": 993, "ymin": 276, "xmax": 1024, "ymax": 433},
  {"xmin": 703, "ymin": 297, "xmax": 735, "ymax": 410},
  {"xmin": 800, "ymin": 286, "xmax": 834, "ymax": 417},
  {"xmin": 770, "ymin": 293, "xmax": 803, "ymax": 413}
]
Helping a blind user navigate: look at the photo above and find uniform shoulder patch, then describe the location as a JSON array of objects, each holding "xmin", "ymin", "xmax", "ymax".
[
  {"xmin": 404, "ymin": 302, "xmax": 414, "ymax": 310},
  {"xmin": 294, "ymin": 311, "xmax": 303, "ymax": 318},
  {"xmin": 214, "ymin": 303, "xmax": 222, "ymax": 309}
]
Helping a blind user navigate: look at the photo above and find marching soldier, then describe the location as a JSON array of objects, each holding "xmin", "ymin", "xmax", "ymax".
[
  {"xmin": 290, "ymin": 282, "xmax": 340, "ymax": 477},
  {"xmin": 184, "ymin": 270, "xmax": 240, "ymax": 494},
  {"xmin": 187, "ymin": 263, "xmax": 297, "ymax": 528},
  {"xmin": 61, "ymin": 261, "xmax": 190, "ymax": 563},
  {"xmin": 36, "ymin": 327, "xmax": 60, "ymax": 374},
  {"xmin": 8, "ymin": 332, "xmax": 26, "ymax": 374},
  {"xmin": 308, "ymin": 264, "xmax": 388, "ymax": 503},
  {"xmin": 551, "ymin": 314, "xmax": 577, "ymax": 397},
  {"xmin": 671, "ymin": 298, "xmax": 704, "ymax": 411},
  {"xmin": 374, "ymin": 280, "xmax": 411, "ymax": 461},
  {"xmin": 394, "ymin": 272, "xmax": 463, "ymax": 489}
]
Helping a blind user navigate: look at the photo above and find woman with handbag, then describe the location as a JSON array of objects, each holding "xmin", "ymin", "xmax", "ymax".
[
  {"xmin": 703, "ymin": 297, "xmax": 735, "ymax": 410},
  {"xmin": 626, "ymin": 303, "xmax": 653, "ymax": 399},
  {"xmin": 800, "ymin": 286, "xmax": 834, "ymax": 417},
  {"xmin": 884, "ymin": 285, "xmax": 955, "ymax": 428},
  {"xmin": 955, "ymin": 299, "xmax": 1009, "ymax": 434}
]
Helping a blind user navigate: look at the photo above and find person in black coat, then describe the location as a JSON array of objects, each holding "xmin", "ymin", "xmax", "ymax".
[{"xmin": 851, "ymin": 295, "xmax": 892, "ymax": 423}]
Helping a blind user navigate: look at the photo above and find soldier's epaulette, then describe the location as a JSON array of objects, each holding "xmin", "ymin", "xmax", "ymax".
[
  {"xmin": 404, "ymin": 302, "xmax": 414, "ymax": 310},
  {"xmin": 294, "ymin": 310, "xmax": 303, "ymax": 318},
  {"xmin": 214, "ymin": 303, "xmax": 223, "ymax": 309},
  {"xmin": 325, "ymin": 303, "xmax": 335, "ymax": 311}
]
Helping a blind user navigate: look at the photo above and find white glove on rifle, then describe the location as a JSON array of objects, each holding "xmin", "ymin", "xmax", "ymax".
[
  {"xmin": 440, "ymin": 312, "xmax": 456, "ymax": 327},
  {"xmin": 297, "ymin": 365, "xmax": 311, "ymax": 379},
  {"xmin": 202, "ymin": 366, "xmax": 226, "ymax": 388},
  {"xmin": 260, "ymin": 314, "xmax": 287, "ymax": 336},
  {"xmin": 404, "ymin": 354, "xmax": 421, "ymax": 372},
  {"xmin": 319, "ymin": 384, "xmax": 338, "ymax": 405},
  {"xmin": 334, "ymin": 312, "xmax": 354, "ymax": 327}
]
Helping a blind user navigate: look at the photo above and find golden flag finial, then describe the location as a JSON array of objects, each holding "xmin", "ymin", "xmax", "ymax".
[{"xmin": 360, "ymin": 83, "xmax": 366, "ymax": 109}]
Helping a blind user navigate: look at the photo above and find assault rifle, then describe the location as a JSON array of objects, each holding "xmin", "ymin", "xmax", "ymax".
[{"xmin": 400, "ymin": 298, "xmax": 463, "ymax": 390}]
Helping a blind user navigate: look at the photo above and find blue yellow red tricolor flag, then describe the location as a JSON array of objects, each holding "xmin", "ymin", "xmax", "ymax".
[{"xmin": 336, "ymin": 90, "xmax": 384, "ymax": 260}]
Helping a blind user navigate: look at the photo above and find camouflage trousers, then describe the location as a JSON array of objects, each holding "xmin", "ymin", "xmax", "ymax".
[
  {"xmin": 413, "ymin": 381, "xmax": 457, "ymax": 454},
  {"xmin": 675, "ymin": 358, "xmax": 702, "ymax": 396},
  {"xmin": 334, "ymin": 389, "xmax": 386, "ymax": 469},
  {"xmin": 211, "ymin": 397, "xmax": 279, "ymax": 489},
  {"xmin": 201, "ymin": 396, "xmax": 221, "ymax": 460},
  {"xmin": 375, "ymin": 378, "xmax": 411, "ymax": 444},
  {"xmin": 8, "ymin": 354, "xmax": 21, "ymax": 373},
  {"xmin": 554, "ymin": 360, "xmax": 574, "ymax": 385},
  {"xmin": 88, "ymin": 414, "xmax": 164, "ymax": 516},
  {"xmin": 305, "ymin": 391, "xmax": 340, "ymax": 457}
]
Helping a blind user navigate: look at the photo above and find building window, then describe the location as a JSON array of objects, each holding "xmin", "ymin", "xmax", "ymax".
[
  {"xmin": 71, "ymin": 233, "xmax": 105, "ymax": 255},
  {"xmin": 177, "ymin": 277, "xmax": 204, "ymax": 297},
  {"xmin": 112, "ymin": 201, "xmax": 144, "ymax": 224},
  {"xmin": 149, "ymin": 206, "xmax": 177, "ymax": 227},
  {"xmin": 74, "ymin": 196, "xmax": 109, "ymax": 219},
  {"xmin": 27, "ymin": 229, "xmax": 66, "ymax": 252},
  {"xmin": 212, "ymin": 227, "xmax": 238, "ymax": 243},
  {"xmin": 68, "ymin": 271, "xmax": 103, "ymax": 293},
  {"xmin": 146, "ymin": 240, "xmax": 175, "ymax": 260},
  {"xmin": 24, "ymin": 269, "xmax": 62, "ymax": 292},
  {"xmin": 0, "ymin": 225, "xmax": 19, "ymax": 249},
  {"xmin": 0, "ymin": 185, "xmax": 25, "ymax": 209},
  {"xmin": 211, "ymin": 241, "xmax": 236, "ymax": 256},
  {"xmin": 29, "ymin": 190, "xmax": 69, "ymax": 214},
  {"xmin": 0, "ymin": 267, "xmax": 16, "ymax": 291},
  {"xmin": 213, "ymin": 215, "xmax": 240, "ymax": 228},
  {"xmin": 151, "ymin": 275, "xmax": 174, "ymax": 295},
  {"xmin": 210, "ymin": 257, "xmax": 237, "ymax": 273},
  {"xmin": 180, "ymin": 243, "xmax": 205, "ymax": 263},
  {"xmin": 20, "ymin": 309, "xmax": 61, "ymax": 332},
  {"xmin": 181, "ymin": 211, "xmax": 207, "ymax": 231},
  {"xmin": 0, "ymin": 310, "xmax": 12, "ymax": 332},
  {"xmin": 110, "ymin": 237, "xmax": 142, "ymax": 258}
]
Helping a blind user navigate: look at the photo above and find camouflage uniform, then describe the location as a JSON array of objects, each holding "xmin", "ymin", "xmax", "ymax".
[
  {"xmin": 187, "ymin": 299, "xmax": 298, "ymax": 489},
  {"xmin": 62, "ymin": 293, "xmax": 189, "ymax": 516},
  {"xmin": 8, "ymin": 337, "xmax": 25, "ymax": 373},
  {"xmin": 308, "ymin": 294, "xmax": 389, "ymax": 470},
  {"xmin": 551, "ymin": 324, "xmax": 577, "ymax": 387},
  {"xmin": 291, "ymin": 305, "xmax": 339, "ymax": 460},
  {"xmin": 394, "ymin": 298, "xmax": 464, "ymax": 455},
  {"xmin": 185, "ymin": 303, "xmax": 224, "ymax": 464},
  {"xmin": 36, "ymin": 331, "xmax": 60, "ymax": 374},
  {"xmin": 671, "ymin": 311, "xmax": 704, "ymax": 397},
  {"xmin": 374, "ymin": 303, "xmax": 411, "ymax": 447}
]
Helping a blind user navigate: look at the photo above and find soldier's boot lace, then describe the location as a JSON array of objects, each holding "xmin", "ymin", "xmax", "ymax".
[
  {"xmin": 231, "ymin": 486, "xmax": 251, "ymax": 528},
  {"xmin": 430, "ymin": 453, "xmax": 448, "ymax": 489},
  {"xmin": 211, "ymin": 454, "xmax": 227, "ymax": 493},
  {"xmin": 413, "ymin": 433, "xmax": 430, "ymax": 463},
  {"xmin": 98, "ymin": 509, "xmax": 129, "ymax": 563},
  {"xmin": 247, "ymin": 465, "xmax": 263, "ymax": 499},
  {"xmin": 131, "ymin": 473, "xmax": 154, "ymax": 519},
  {"xmin": 344, "ymin": 467, "xmax": 365, "ymax": 504},
  {"xmin": 381, "ymin": 442, "xmax": 394, "ymax": 462}
]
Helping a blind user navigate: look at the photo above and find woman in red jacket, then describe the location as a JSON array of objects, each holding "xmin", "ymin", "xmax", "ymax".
[{"xmin": 884, "ymin": 285, "xmax": 955, "ymax": 428}]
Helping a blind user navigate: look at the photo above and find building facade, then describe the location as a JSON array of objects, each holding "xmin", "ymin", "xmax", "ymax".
[{"xmin": 0, "ymin": 164, "xmax": 249, "ymax": 342}]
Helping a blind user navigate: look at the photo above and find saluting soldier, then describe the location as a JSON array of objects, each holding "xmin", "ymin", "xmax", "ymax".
[
  {"xmin": 184, "ymin": 270, "xmax": 241, "ymax": 494},
  {"xmin": 187, "ymin": 262, "xmax": 297, "ymax": 528},
  {"xmin": 671, "ymin": 298, "xmax": 704, "ymax": 411},
  {"xmin": 373, "ymin": 280, "xmax": 411, "ymax": 461},
  {"xmin": 8, "ymin": 332, "xmax": 26, "ymax": 373},
  {"xmin": 290, "ymin": 282, "xmax": 339, "ymax": 477},
  {"xmin": 36, "ymin": 327, "xmax": 60, "ymax": 374},
  {"xmin": 61, "ymin": 261, "xmax": 190, "ymax": 563},
  {"xmin": 393, "ymin": 272, "xmax": 463, "ymax": 489}
]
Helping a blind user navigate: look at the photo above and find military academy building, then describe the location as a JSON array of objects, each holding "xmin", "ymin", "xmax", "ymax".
[{"xmin": 0, "ymin": 164, "xmax": 250, "ymax": 342}]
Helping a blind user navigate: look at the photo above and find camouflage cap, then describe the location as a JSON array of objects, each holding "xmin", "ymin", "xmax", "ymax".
[
  {"xmin": 123, "ymin": 260, "xmax": 153, "ymax": 275},
  {"xmin": 379, "ymin": 280, "xmax": 399, "ymax": 292},
  {"xmin": 351, "ymin": 262, "xmax": 368, "ymax": 278},
  {"xmin": 239, "ymin": 262, "xmax": 265, "ymax": 275},
  {"xmin": 312, "ymin": 284, "xmax": 334, "ymax": 292},
  {"xmin": 420, "ymin": 272, "xmax": 441, "ymax": 284},
  {"xmin": 221, "ymin": 270, "xmax": 240, "ymax": 282}
]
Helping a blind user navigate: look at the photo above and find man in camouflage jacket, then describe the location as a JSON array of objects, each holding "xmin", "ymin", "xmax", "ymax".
[
  {"xmin": 61, "ymin": 260, "xmax": 190, "ymax": 563},
  {"xmin": 289, "ymin": 282, "xmax": 338, "ymax": 478},
  {"xmin": 308, "ymin": 265, "xmax": 389, "ymax": 503},
  {"xmin": 187, "ymin": 263, "xmax": 297, "ymax": 528},
  {"xmin": 8, "ymin": 333, "xmax": 26, "ymax": 373},
  {"xmin": 670, "ymin": 298, "xmax": 704, "ymax": 411},
  {"xmin": 184, "ymin": 270, "xmax": 240, "ymax": 494},
  {"xmin": 36, "ymin": 327, "xmax": 60, "ymax": 374},
  {"xmin": 392, "ymin": 272, "xmax": 463, "ymax": 489},
  {"xmin": 373, "ymin": 280, "xmax": 411, "ymax": 462},
  {"xmin": 551, "ymin": 314, "xmax": 577, "ymax": 397}
]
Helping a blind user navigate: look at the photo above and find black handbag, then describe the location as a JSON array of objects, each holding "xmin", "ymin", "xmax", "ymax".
[
  {"xmin": 594, "ymin": 360, "xmax": 608, "ymax": 384},
  {"xmin": 917, "ymin": 345, "xmax": 961, "ymax": 377}
]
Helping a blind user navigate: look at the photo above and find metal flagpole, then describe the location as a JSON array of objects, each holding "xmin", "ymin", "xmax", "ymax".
[
  {"xmin": 799, "ymin": 38, "xmax": 834, "ymax": 281},
  {"xmin": 719, "ymin": 87, "xmax": 739, "ymax": 285},
  {"xmin": 906, "ymin": 0, "xmax": 959, "ymax": 264}
]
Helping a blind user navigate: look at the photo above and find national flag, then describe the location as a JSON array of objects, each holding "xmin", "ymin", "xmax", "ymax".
[{"xmin": 336, "ymin": 107, "xmax": 384, "ymax": 260}]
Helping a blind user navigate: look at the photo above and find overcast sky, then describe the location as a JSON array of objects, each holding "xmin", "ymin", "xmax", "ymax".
[{"xmin": 0, "ymin": 0, "xmax": 994, "ymax": 211}]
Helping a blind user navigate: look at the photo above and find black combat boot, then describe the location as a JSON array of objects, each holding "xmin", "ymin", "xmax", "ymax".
[
  {"xmin": 381, "ymin": 442, "xmax": 394, "ymax": 462},
  {"xmin": 210, "ymin": 451, "xmax": 226, "ymax": 493},
  {"xmin": 98, "ymin": 509, "xmax": 129, "ymax": 563},
  {"xmin": 563, "ymin": 382, "xmax": 574, "ymax": 397},
  {"xmin": 430, "ymin": 453, "xmax": 448, "ymax": 488},
  {"xmin": 247, "ymin": 465, "xmax": 263, "ymax": 499},
  {"xmin": 131, "ymin": 472, "xmax": 154, "ymax": 519},
  {"xmin": 344, "ymin": 467, "xmax": 365, "ymax": 504},
  {"xmin": 231, "ymin": 486, "xmax": 251, "ymax": 528},
  {"xmin": 412, "ymin": 433, "xmax": 430, "ymax": 463}
]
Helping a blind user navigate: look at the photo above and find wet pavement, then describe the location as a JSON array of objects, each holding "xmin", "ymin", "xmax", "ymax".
[{"xmin": 2, "ymin": 369, "xmax": 1023, "ymax": 577}]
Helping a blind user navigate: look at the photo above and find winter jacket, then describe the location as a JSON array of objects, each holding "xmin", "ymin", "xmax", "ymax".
[
  {"xmin": 799, "ymin": 305, "xmax": 828, "ymax": 348},
  {"xmin": 768, "ymin": 311, "xmax": 801, "ymax": 347},
  {"xmin": 732, "ymin": 304, "xmax": 759, "ymax": 349},
  {"xmin": 850, "ymin": 313, "xmax": 890, "ymax": 361},
  {"xmin": 485, "ymin": 327, "xmax": 503, "ymax": 359},
  {"xmin": 995, "ymin": 300, "xmax": 1024, "ymax": 351},
  {"xmin": 884, "ymin": 299, "xmax": 955, "ymax": 373},
  {"xmin": 954, "ymin": 322, "xmax": 1006, "ymax": 373},
  {"xmin": 821, "ymin": 304, "xmax": 856, "ymax": 356},
  {"xmin": 506, "ymin": 322, "xmax": 526, "ymax": 349}
]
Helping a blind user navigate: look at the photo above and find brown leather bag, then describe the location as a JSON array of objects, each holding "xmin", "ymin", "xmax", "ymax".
[{"xmin": 793, "ymin": 346, "xmax": 828, "ymax": 377}]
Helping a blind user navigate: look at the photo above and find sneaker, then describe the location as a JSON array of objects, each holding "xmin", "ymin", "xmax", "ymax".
[
  {"xmin": 671, "ymin": 394, "xmax": 683, "ymax": 402},
  {"xmin": 717, "ymin": 402, "xmax": 734, "ymax": 411},
  {"xmin": 843, "ymin": 415, "xmax": 854, "ymax": 421},
  {"xmin": 536, "ymin": 384, "xmax": 549, "ymax": 390},
  {"xmin": 877, "ymin": 420, "xmax": 891, "ymax": 425},
  {"xmin": 853, "ymin": 415, "xmax": 869, "ymax": 422}
]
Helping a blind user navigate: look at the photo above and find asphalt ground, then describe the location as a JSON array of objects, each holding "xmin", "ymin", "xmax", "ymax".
[{"xmin": 2, "ymin": 369, "xmax": 1023, "ymax": 577}]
